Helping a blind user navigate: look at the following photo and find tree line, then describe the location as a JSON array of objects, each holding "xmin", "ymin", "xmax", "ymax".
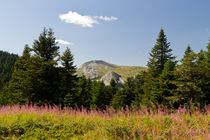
[
  {"xmin": 0, "ymin": 51, "xmax": 18, "ymax": 90},
  {"xmin": 0, "ymin": 28, "xmax": 209, "ymax": 109}
]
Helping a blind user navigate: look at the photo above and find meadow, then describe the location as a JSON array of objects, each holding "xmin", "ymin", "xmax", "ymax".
[{"xmin": 0, "ymin": 104, "xmax": 209, "ymax": 140}]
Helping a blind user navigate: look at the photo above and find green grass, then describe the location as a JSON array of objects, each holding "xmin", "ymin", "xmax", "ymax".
[{"xmin": 0, "ymin": 105, "xmax": 209, "ymax": 139}]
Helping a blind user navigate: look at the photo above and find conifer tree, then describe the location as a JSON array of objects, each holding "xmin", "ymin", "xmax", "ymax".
[
  {"xmin": 184, "ymin": 45, "xmax": 193, "ymax": 57},
  {"xmin": 7, "ymin": 45, "xmax": 32, "ymax": 104},
  {"xmin": 73, "ymin": 76, "xmax": 92, "ymax": 108},
  {"xmin": 132, "ymin": 71, "xmax": 147, "ymax": 106},
  {"xmin": 32, "ymin": 28, "xmax": 59, "ymax": 61},
  {"xmin": 60, "ymin": 47, "xmax": 77, "ymax": 105},
  {"xmin": 91, "ymin": 81, "xmax": 110, "ymax": 109},
  {"xmin": 147, "ymin": 29, "xmax": 175, "ymax": 77},
  {"xmin": 158, "ymin": 60, "xmax": 177, "ymax": 106},
  {"xmin": 202, "ymin": 40, "xmax": 210, "ymax": 105},
  {"xmin": 175, "ymin": 47, "xmax": 202, "ymax": 105},
  {"xmin": 144, "ymin": 29, "xmax": 175, "ymax": 106}
]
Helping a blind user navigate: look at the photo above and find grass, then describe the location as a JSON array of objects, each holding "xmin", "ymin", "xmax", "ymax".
[{"xmin": 0, "ymin": 104, "xmax": 209, "ymax": 140}]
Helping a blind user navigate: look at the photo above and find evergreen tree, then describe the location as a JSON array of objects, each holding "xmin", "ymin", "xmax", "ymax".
[
  {"xmin": 132, "ymin": 71, "xmax": 149, "ymax": 107},
  {"xmin": 60, "ymin": 47, "xmax": 77, "ymax": 106},
  {"xmin": 32, "ymin": 28, "xmax": 59, "ymax": 61},
  {"xmin": 108, "ymin": 78, "xmax": 118, "ymax": 98},
  {"xmin": 111, "ymin": 78, "xmax": 136, "ymax": 109},
  {"xmin": 0, "ymin": 50, "xmax": 19, "ymax": 90},
  {"xmin": 91, "ymin": 81, "xmax": 110, "ymax": 109},
  {"xmin": 158, "ymin": 60, "xmax": 177, "ymax": 106},
  {"xmin": 201, "ymin": 40, "xmax": 210, "ymax": 105},
  {"xmin": 6, "ymin": 45, "xmax": 32, "ymax": 104},
  {"xmin": 147, "ymin": 29, "xmax": 175, "ymax": 77},
  {"xmin": 111, "ymin": 89, "xmax": 126, "ymax": 110},
  {"xmin": 175, "ymin": 47, "xmax": 202, "ymax": 105},
  {"xmin": 143, "ymin": 29, "xmax": 175, "ymax": 106},
  {"xmin": 71, "ymin": 76, "xmax": 92, "ymax": 109},
  {"xmin": 7, "ymin": 29, "xmax": 63, "ymax": 105},
  {"xmin": 184, "ymin": 45, "xmax": 193, "ymax": 57}
]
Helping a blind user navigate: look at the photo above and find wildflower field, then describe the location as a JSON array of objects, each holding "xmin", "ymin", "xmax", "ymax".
[{"xmin": 0, "ymin": 105, "xmax": 209, "ymax": 140}]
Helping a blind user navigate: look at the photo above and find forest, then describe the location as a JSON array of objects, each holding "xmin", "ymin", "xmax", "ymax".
[{"xmin": 0, "ymin": 28, "xmax": 209, "ymax": 110}]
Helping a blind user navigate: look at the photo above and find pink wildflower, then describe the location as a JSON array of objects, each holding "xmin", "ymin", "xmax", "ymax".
[
  {"xmin": 190, "ymin": 130, "xmax": 195, "ymax": 135},
  {"xmin": 197, "ymin": 129, "xmax": 202, "ymax": 133},
  {"xmin": 173, "ymin": 117, "xmax": 178, "ymax": 120},
  {"xmin": 178, "ymin": 109, "xmax": 182, "ymax": 113},
  {"xmin": 128, "ymin": 136, "xmax": 130, "ymax": 139}
]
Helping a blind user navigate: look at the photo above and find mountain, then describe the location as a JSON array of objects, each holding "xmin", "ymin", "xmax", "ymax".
[
  {"xmin": 100, "ymin": 71, "xmax": 124, "ymax": 86},
  {"xmin": 77, "ymin": 60, "xmax": 146, "ymax": 85}
]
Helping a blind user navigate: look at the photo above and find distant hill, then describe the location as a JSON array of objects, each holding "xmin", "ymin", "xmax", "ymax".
[
  {"xmin": 0, "ymin": 50, "xmax": 19, "ymax": 89},
  {"xmin": 77, "ymin": 60, "xmax": 146, "ymax": 85}
]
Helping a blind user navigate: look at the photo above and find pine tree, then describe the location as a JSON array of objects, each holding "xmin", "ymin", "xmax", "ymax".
[
  {"xmin": 175, "ymin": 47, "xmax": 202, "ymax": 105},
  {"xmin": 6, "ymin": 45, "xmax": 32, "ymax": 104},
  {"xmin": 144, "ymin": 29, "xmax": 175, "ymax": 106},
  {"xmin": 111, "ymin": 89, "xmax": 126, "ymax": 110},
  {"xmin": 147, "ymin": 29, "xmax": 175, "ymax": 77},
  {"xmin": 158, "ymin": 60, "xmax": 177, "ymax": 106},
  {"xmin": 201, "ymin": 40, "xmax": 210, "ymax": 105},
  {"xmin": 0, "ymin": 51, "xmax": 19, "ymax": 90},
  {"xmin": 60, "ymin": 47, "xmax": 77, "ymax": 106},
  {"xmin": 61, "ymin": 47, "xmax": 76, "ymax": 72},
  {"xmin": 184, "ymin": 45, "xmax": 193, "ymax": 57},
  {"xmin": 132, "ymin": 71, "xmax": 147, "ymax": 107},
  {"xmin": 7, "ymin": 29, "xmax": 62, "ymax": 105},
  {"xmin": 71, "ymin": 76, "xmax": 92, "ymax": 109},
  {"xmin": 111, "ymin": 78, "xmax": 136, "ymax": 109},
  {"xmin": 91, "ymin": 80, "xmax": 110, "ymax": 109},
  {"xmin": 32, "ymin": 28, "xmax": 59, "ymax": 61}
]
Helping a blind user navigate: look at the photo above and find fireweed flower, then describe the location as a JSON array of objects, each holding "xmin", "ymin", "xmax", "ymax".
[
  {"xmin": 173, "ymin": 117, "xmax": 178, "ymax": 120},
  {"xmin": 190, "ymin": 130, "xmax": 195, "ymax": 134},
  {"xmin": 178, "ymin": 109, "xmax": 182, "ymax": 113},
  {"xmin": 197, "ymin": 129, "xmax": 202, "ymax": 133}
]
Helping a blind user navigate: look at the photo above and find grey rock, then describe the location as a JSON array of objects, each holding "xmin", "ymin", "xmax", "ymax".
[{"xmin": 100, "ymin": 71, "xmax": 124, "ymax": 86}]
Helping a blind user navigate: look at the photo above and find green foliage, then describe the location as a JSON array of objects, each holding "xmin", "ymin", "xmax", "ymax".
[
  {"xmin": 32, "ymin": 28, "xmax": 59, "ymax": 61},
  {"xmin": 147, "ymin": 29, "xmax": 175, "ymax": 77},
  {"xmin": 91, "ymin": 81, "xmax": 111, "ymax": 109},
  {"xmin": 6, "ymin": 28, "xmax": 77, "ymax": 106},
  {"xmin": 0, "ymin": 50, "xmax": 19, "ymax": 90},
  {"xmin": 175, "ymin": 47, "xmax": 203, "ymax": 105}
]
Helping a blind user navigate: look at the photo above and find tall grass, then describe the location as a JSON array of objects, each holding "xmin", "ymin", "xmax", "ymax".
[{"xmin": 0, "ymin": 104, "xmax": 209, "ymax": 139}]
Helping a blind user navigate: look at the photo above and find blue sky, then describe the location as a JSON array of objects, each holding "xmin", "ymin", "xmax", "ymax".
[{"xmin": 0, "ymin": 0, "xmax": 209, "ymax": 67}]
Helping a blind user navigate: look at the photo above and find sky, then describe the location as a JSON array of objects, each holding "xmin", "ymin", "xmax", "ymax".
[{"xmin": 0, "ymin": 0, "xmax": 209, "ymax": 67}]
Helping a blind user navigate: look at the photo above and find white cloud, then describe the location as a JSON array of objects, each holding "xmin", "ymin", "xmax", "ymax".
[
  {"xmin": 59, "ymin": 11, "xmax": 98, "ymax": 28},
  {"xmin": 95, "ymin": 16, "xmax": 118, "ymax": 21},
  {"xmin": 56, "ymin": 39, "xmax": 74, "ymax": 45},
  {"xmin": 59, "ymin": 11, "xmax": 118, "ymax": 27}
]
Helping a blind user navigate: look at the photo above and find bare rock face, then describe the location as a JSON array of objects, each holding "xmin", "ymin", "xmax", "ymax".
[
  {"xmin": 100, "ymin": 71, "xmax": 124, "ymax": 86},
  {"xmin": 80, "ymin": 60, "xmax": 117, "ymax": 79},
  {"xmin": 82, "ymin": 65, "xmax": 98, "ymax": 79}
]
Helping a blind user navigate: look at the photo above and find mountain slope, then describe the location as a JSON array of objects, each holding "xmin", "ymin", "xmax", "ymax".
[{"xmin": 77, "ymin": 60, "xmax": 146, "ymax": 84}]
